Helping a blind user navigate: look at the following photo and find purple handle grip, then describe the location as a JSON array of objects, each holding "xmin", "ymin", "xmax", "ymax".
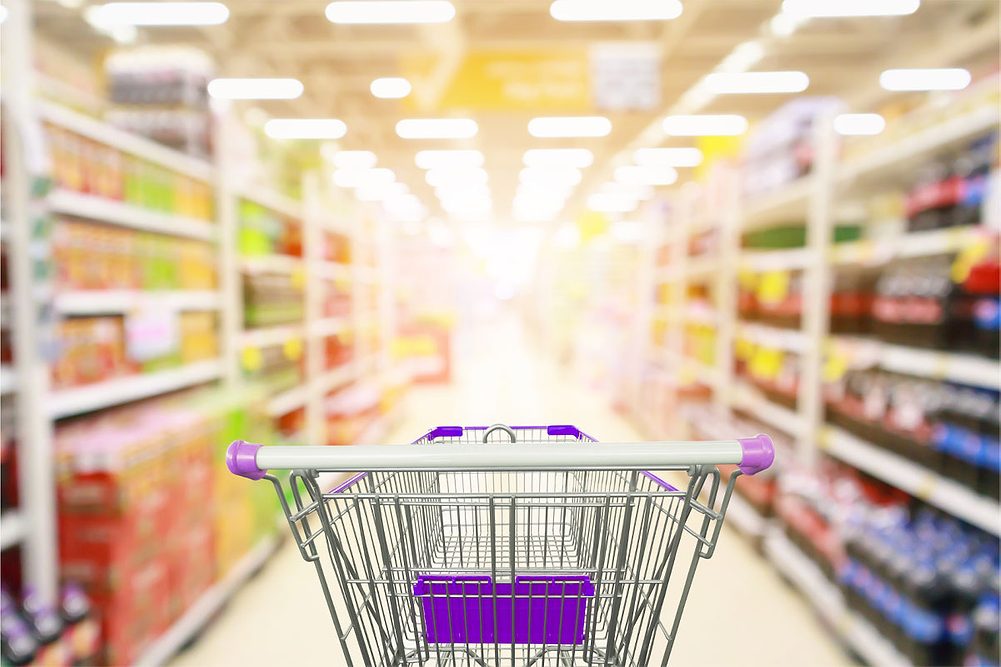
[
  {"xmin": 227, "ymin": 440, "xmax": 267, "ymax": 480},
  {"xmin": 737, "ymin": 434, "xmax": 775, "ymax": 475}
]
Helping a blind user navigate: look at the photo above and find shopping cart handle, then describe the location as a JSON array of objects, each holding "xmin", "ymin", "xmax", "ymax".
[{"xmin": 227, "ymin": 434, "xmax": 775, "ymax": 478}]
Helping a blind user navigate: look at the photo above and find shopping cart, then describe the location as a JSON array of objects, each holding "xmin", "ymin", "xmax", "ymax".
[{"xmin": 227, "ymin": 424, "xmax": 774, "ymax": 666}]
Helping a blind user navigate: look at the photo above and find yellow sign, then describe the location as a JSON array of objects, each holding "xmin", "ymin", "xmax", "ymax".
[{"xmin": 405, "ymin": 49, "xmax": 591, "ymax": 112}]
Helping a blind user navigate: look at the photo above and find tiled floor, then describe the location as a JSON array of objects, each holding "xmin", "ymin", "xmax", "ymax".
[{"xmin": 173, "ymin": 320, "xmax": 851, "ymax": 666}]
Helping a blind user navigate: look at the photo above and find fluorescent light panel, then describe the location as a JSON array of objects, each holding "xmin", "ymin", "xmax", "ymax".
[
  {"xmin": 523, "ymin": 148, "xmax": 594, "ymax": 168},
  {"xmin": 325, "ymin": 0, "xmax": 455, "ymax": 24},
  {"xmin": 528, "ymin": 116, "xmax": 611, "ymax": 138},
  {"xmin": 615, "ymin": 165, "xmax": 677, "ymax": 186},
  {"xmin": 333, "ymin": 167, "xmax": 395, "ymax": 188},
  {"xmin": 370, "ymin": 77, "xmax": 412, "ymax": 99},
  {"xmin": 396, "ymin": 118, "xmax": 478, "ymax": 139},
  {"xmin": 519, "ymin": 167, "xmax": 582, "ymax": 186},
  {"xmin": 833, "ymin": 113, "xmax": 886, "ymax": 136},
  {"xmin": 588, "ymin": 193, "xmax": 638, "ymax": 213},
  {"xmin": 704, "ymin": 71, "xmax": 809, "ymax": 94},
  {"xmin": 426, "ymin": 168, "xmax": 488, "ymax": 188},
  {"xmin": 86, "ymin": 2, "xmax": 229, "ymax": 26},
  {"xmin": 327, "ymin": 149, "xmax": 377, "ymax": 169},
  {"xmin": 662, "ymin": 114, "xmax": 748, "ymax": 136},
  {"xmin": 879, "ymin": 68, "xmax": 971, "ymax": 91},
  {"xmin": 782, "ymin": 0, "xmax": 919, "ymax": 17},
  {"xmin": 415, "ymin": 149, "xmax": 484, "ymax": 169},
  {"xmin": 550, "ymin": 0, "xmax": 682, "ymax": 22},
  {"xmin": 633, "ymin": 147, "xmax": 703, "ymax": 167},
  {"xmin": 207, "ymin": 78, "xmax": 303, "ymax": 100},
  {"xmin": 265, "ymin": 118, "xmax": 347, "ymax": 140}
]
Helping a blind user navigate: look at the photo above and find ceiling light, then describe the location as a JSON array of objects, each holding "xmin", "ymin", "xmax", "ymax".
[
  {"xmin": 601, "ymin": 182, "xmax": 654, "ymax": 200},
  {"xmin": 396, "ymin": 118, "xmax": 478, "ymax": 139},
  {"xmin": 265, "ymin": 118, "xmax": 347, "ymax": 140},
  {"xmin": 522, "ymin": 148, "xmax": 594, "ymax": 168},
  {"xmin": 370, "ymin": 77, "xmax": 412, "ymax": 99},
  {"xmin": 879, "ymin": 68, "xmax": 971, "ymax": 92},
  {"xmin": 519, "ymin": 167, "xmax": 582, "ymax": 186},
  {"xmin": 325, "ymin": 149, "xmax": 377, "ymax": 169},
  {"xmin": 325, "ymin": 0, "xmax": 455, "ymax": 24},
  {"xmin": 833, "ymin": 113, "xmax": 887, "ymax": 136},
  {"xmin": 528, "ymin": 116, "xmax": 612, "ymax": 138},
  {"xmin": 633, "ymin": 147, "xmax": 703, "ymax": 167},
  {"xmin": 587, "ymin": 193, "xmax": 638, "ymax": 213},
  {"xmin": 612, "ymin": 220, "xmax": 646, "ymax": 243},
  {"xmin": 207, "ymin": 78, "xmax": 303, "ymax": 100},
  {"xmin": 662, "ymin": 114, "xmax": 748, "ymax": 136},
  {"xmin": 550, "ymin": 0, "xmax": 682, "ymax": 22},
  {"xmin": 85, "ymin": 2, "xmax": 229, "ymax": 26},
  {"xmin": 615, "ymin": 165, "xmax": 678, "ymax": 186},
  {"xmin": 426, "ymin": 168, "xmax": 488, "ymax": 188},
  {"xmin": 415, "ymin": 149, "xmax": 484, "ymax": 169},
  {"xmin": 333, "ymin": 167, "xmax": 395, "ymax": 188},
  {"xmin": 356, "ymin": 182, "xmax": 408, "ymax": 202},
  {"xmin": 704, "ymin": 71, "xmax": 809, "ymax": 94},
  {"xmin": 718, "ymin": 41, "xmax": 765, "ymax": 74},
  {"xmin": 782, "ymin": 0, "xmax": 919, "ymax": 17}
]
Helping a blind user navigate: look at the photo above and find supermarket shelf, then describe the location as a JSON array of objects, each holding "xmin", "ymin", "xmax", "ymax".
[
  {"xmin": 831, "ymin": 336, "xmax": 1000, "ymax": 390},
  {"xmin": 685, "ymin": 302, "xmax": 717, "ymax": 325},
  {"xmin": 266, "ymin": 384, "xmax": 309, "ymax": 417},
  {"xmin": 742, "ymin": 177, "xmax": 811, "ymax": 229},
  {"xmin": 655, "ymin": 266, "xmax": 683, "ymax": 283},
  {"xmin": 764, "ymin": 528, "xmax": 911, "ymax": 667},
  {"xmin": 839, "ymin": 105, "xmax": 1001, "ymax": 185},
  {"xmin": 314, "ymin": 363, "xmax": 356, "ymax": 394},
  {"xmin": 55, "ymin": 290, "xmax": 221, "ymax": 315},
  {"xmin": 239, "ymin": 325, "xmax": 304, "ymax": 349},
  {"xmin": 685, "ymin": 255, "xmax": 719, "ymax": 279},
  {"xmin": 134, "ymin": 534, "xmax": 281, "ymax": 667},
  {"xmin": 0, "ymin": 365, "xmax": 16, "ymax": 394},
  {"xmin": 240, "ymin": 255, "xmax": 303, "ymax": 274},
  {"xmin": 822, "ymin": 426, "xmax": 1000, "ymax": 536},
  {"xmin": 830, "ymin": 225, "xmax": 991, "ymax": 265},
  {"xmin": 1, "ymin": 511, "xmax": 26, "ymax": 550},
  {"xmin": 49, "ymin": 360, "xmax": 223, "ymax": 418},
  {"xmin": 731, "ymin": 382, "xmax": 806, "ymax": 438},
  {"xmin": 740, "ymin": 247, "xmax": 811, "ymax": 272},
  {"xmin": 314, "ymin": 261, "xmax": 353, "ymax": 281},
  {"xmin": 49, "ymin": 190, "xmax": 217, "ymax": 242},
  {"xmin": 310, "ymin": 317, "xmax": 350, "ymax": 339},
  {"xmin": 38, "ymin": 101, "xmax": 214, "ymax": 182},
  {"xmin": 737, "ymin": 322, "xmax": 807, "ymax": 354},
  {"xmin": 236, "ymin": 188, "xmax": 303, "ymax": 221}
]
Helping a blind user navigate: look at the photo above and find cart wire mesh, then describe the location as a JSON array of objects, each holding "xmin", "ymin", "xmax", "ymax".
[{"xmin": 262, "ymin": 425, "xmax": 743, "ymax": 666}]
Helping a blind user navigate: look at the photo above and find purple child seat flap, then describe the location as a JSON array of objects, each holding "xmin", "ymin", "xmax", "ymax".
[{"xmin": 412, "ymin": 575, "xmax": 596, "ymax": 645}]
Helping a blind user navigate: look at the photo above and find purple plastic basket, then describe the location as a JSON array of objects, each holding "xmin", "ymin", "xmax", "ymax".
[{"xmin": 413, "ymin": 575, "xmax": 595, "ymax": 645}]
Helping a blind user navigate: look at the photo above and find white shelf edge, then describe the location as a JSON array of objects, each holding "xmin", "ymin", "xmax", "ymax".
[
  {"xmin": 239, "ymin": 325, "xmax": 305, "ymax": 349},
  {"xmin": 48, "ymin": 190, "xmax": 217, "ymax": 242},
  {"xmin": 54, "ymin": 290, "xmax": 221, "ymax": 315},
  {"xmin": 764, "ymin": 528, "xmax": 911, "ymax": 667},
  {"xmin": 737, "ymin": 322, "xmax": 807, "ymax": 354},
  {"xmin": 823, "ymin": 426, "xmax": 1000, "ymax": 536},
  {"xmin": 134, "ymin": 534, "xmax": 281, "ymax": 667},
  {"xmin": 314, "ymin": 364, "xmax": 356, "ymax": 394},
  {"xmin": 240, "ymin": 255, "xmax": 303, "ymax": 274},
  {"xmin": 38, "ymin": 101, "xmax": 214, "ymax": 182},
  {"xmin": 49, "ymin": 360, "xmax": 223, "ymax": 418},
  {"xmin": 236, "ymin": 188, "xmax": 303, "ymax": 221},
  {"xmin": 266, "ymin": 384, "xmax": 309, "ymax": 417},
  {"xmin": 0, "ymin": 365, "xmax": 17, "ymax": 395},
  {"xmin": 685, "ymin": 256, "xmax": 720, "ymax": 278},
  {"xmin": 731, "ymin": 383, "xmax": 806, "ymax": 438},
  {"xmin": 829, "ymin": 225, "xmax": 989, "ymax": 265},
  {"xmin": 310, "ymin": 317, "xmax": 350, "ymax": 339},
  {"xmin": 1, "ymin": 511, "xmax": 26, "ymax": 550},
  {"xmin": 739, "ymin": 247, "xmax": 811, "ymax": 272},
  {"xmin": 314, "ymin": 261, "xmax": 353, "ymax": 282},
  {"xmin": 742, "ymin": 177, "xmax": 812, "ymax": 225},
  {"xmin": 830, "ymin": 336, "xmax": 1000, "ymax": 390}
]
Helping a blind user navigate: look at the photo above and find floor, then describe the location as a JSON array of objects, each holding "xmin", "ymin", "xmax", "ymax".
[{"xmin": 173, "ymin": 318, "xmax": 851, "ymax": 666}]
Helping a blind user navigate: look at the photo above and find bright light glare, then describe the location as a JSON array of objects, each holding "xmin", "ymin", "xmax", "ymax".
[
  {"xmin": 588, "ymin": 193, "xmax": 638, "ymax": 213},
  {"xmin": 519, "ymin": 167, "xmax": 582, "ymax": 187},
  {"xmin": 415, "ymin": 149, "xmax": 484, "ymax": 169},
  {"xmin": 704, "ymin": 71, "xmax": 809, "ymax": 94},
  {"xmin": 550, "ymin": 0, "xmax": 682, "ymax": 21},
  {"xmin": 265, "ymin": 118, "xmax": 347, "ymax": 140},
  {"xmin": 879, "ymin": 68, "xmax": 971, "ymax": 91},
  {"xmin": 207, "ymin": 78, "xmax": 303, "ymax": 100},
  {"xmin": 528, "ymin": 116, "xmax": 611, "ymax": 138},
  {"xmin": 633, "ymin": 147, "xmax": 703, "ymax": 167},
  {"xmin": 325, "ymin": 0, "xmax": 455, "ymax": 24},
  {"xmin": 601, "ymin": 182, "xmax": 654, "ymax": 200},
  {"xmin": 356, "ymin": 182, "xmax": 408, "ymax": 202},
  {"xmin": 325, "ymin": 149, "xmax": 377, "ymax": 169},
  {"xmin": 333, "ymin": 167, "xmax": 395, "ymax": 188},
  {"xmin": 426, "ymin": 168, "xmax": 488, "ymax": 188},
  {"xmin": 782, "ymin": 0, "xmax": 919, "ymax": 17},
  {"xmin": 769, "ymin": 12, "xmax": 807, "ymax": 37},
  {"xmin": 612, "ymin": 221, "xmax": 646, "ymax": 243},
  {"xmin": 718, "ymin": 41, "xmax": 764, "ymax": 73},
  {"xmin": 523, "ymin": 148, "xmax": 594, "ymax": 168},
  {"xmin": 0, "ymin": 6, "xmax": 9, "ymax": 23},
  {"xmin": 396, "ymin": 118, "xmax": 478, "ymax": 139},
  {"xmin": 615, "ymin": 165, "xmax": 677, "ymax": 186},
  {"xmin": 86, "ymin": 2, "xmax": 229, "ymax": 26},
  {"xmin": 833, "ymin": 113, "xmax": 886, "ymax": 136},
  {"xmin": 370, "ymin": 77, "xmax": 412, "ymax": 99},
  {"xmin": 662, "ymin": 114, "xmax": 748, "ymax": 136}
]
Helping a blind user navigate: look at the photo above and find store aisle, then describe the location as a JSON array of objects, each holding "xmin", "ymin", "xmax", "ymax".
[{"xmin": 173, "ymin": 317, "xmax": 851, "ymax": 666}]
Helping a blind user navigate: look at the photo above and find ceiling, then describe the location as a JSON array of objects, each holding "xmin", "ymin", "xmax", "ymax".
[{"xmin": 32, "ymin": 0, "xmax": 1001, "ymax": 222}]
